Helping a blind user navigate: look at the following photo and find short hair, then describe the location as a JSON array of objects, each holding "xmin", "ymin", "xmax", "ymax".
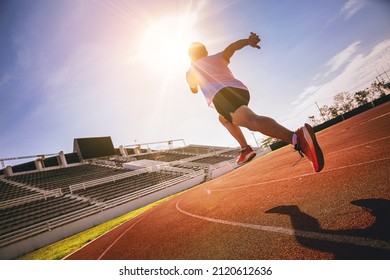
[{"xmin": 188, "ymin": 42, "xmax": 207, "ymax": 60}]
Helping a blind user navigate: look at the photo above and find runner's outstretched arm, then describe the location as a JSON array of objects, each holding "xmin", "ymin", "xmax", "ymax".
[{"xmin": 223, "ymin": 32, "xmax": 261, "ymax": 62}]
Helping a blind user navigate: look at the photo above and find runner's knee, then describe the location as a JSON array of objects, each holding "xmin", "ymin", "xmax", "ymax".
[{"xmin": 219, "ymin": 115, "xmax": 230, "ymax": 125}]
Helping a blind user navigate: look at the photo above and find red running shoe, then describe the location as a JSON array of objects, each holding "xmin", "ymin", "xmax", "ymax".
[
  {"xmin": 294, "ymin": 123, "xmax": 324, "ymax": 172},
  {"xmin": 236, "ymin": 146, "xmax": 256, "ymax": 165}
]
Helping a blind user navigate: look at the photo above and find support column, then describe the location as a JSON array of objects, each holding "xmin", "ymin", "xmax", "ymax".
[
  {"xmin": 35, "ymin": 159, "xmax": 44, "ymax": 171},
  {"xmin": 59, "ymin": 151, "xmax": 68, "ymax": 167},
  {"xmin": 119, "ymin": 145, "xmax": 128, "ymax": 157},
  {"xmin": 4, "ymin": 166, "xmax": 13, "ymax": 177}
]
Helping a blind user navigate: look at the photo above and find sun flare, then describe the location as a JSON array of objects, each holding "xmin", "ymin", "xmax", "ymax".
[{"xmin": 136, "ymin": 15, "xmax": 198, "ymax": 73}]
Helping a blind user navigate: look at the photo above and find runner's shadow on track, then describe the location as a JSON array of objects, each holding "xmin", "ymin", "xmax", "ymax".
[{"xmin": 265, "ymin": 199, "xmax": 390, "ymax": 260}]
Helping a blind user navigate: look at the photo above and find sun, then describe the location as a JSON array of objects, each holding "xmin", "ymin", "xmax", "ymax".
[{"xmin": 135, "ymin": 15, "xmax": 198, "ymax": 73}]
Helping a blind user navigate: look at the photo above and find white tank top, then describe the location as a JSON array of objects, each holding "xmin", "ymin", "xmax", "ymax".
[{"xmin": 186, "ymin": 52, "xmax": 248, "ymax": 107}]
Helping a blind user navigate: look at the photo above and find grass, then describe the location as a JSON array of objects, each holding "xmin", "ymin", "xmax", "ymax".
[{"xmin": 17, "ymin": 192, "xmax": 182, "ymax": 260}]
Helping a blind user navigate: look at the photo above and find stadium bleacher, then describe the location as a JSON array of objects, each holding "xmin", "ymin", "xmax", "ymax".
[
  {"xmin": 7, "ymin": 164, "xmax": 132, "ymax": 193},
  {"xmin": 0, "ymin": 140, "xmax": 256, "ymax": 259},
  {"xmin": 0, "ymin": 196, "xmax": 90, "ymax": 237},
  {"xmin": 190, "ymin": 154, "xmax": 237, "ymax": 165},
  {"xmin": 72, "ymin": 169, "xmax": 184, "ymax": 202},
  {"xmin": 130, "ymin": 151, "xmax": 195, "ymax": 162},
  {"xmin": 0, "ymin": 180, "xmax": 39, "ymax": 202}
]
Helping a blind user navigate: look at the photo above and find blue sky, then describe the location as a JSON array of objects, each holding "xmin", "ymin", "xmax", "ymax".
[{"xmin": 1, "ymin": 0, "xmax": 390, "ymax": 165}]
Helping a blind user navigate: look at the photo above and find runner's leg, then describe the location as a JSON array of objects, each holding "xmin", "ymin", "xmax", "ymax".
[
  {"xmin": 219, "ymin": 114, "xmax": 248, "ymax": 148},
  {"xmin": 231, "ymin": 105, "xmax": 293, "ymax": 144}
]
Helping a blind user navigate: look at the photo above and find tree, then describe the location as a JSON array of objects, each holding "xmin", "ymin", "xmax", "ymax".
[
  {"xmin": 308, "ymin": 78, "xmax": 388, "ymax": 126},
  {"xmin": 308, "ymin": 115, "xmax": 320, "ymax": 126},
  {"xmin": 320, "ymin": 105, "xmax": 339, "ymax": 120},
  {"xmin": 354, "ymin": 90, "xmax": 369, "ymax": 106},
  {"xmin": 261, "ymin": 136, "xmax": 279, "ymax": 148},
  {"xmin": 308, "ymin": 104, "xmax": 340, "ymax": 125},
  {"xmin": 333, "ymin": 92, "xmax": 354, "ymax": 114},
  {"xmin": 370, "ymin": 81, "xmax": 387, "ymax": 99}
]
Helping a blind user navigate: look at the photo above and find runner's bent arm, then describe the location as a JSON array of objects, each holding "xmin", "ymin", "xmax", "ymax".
[
  {"xmin": 223, "ymin": 32, "xmax": 260, "ymax": 62},
  {"xmin": 186, "ymin": 71, "xmax": 198, "ymax": 93}
]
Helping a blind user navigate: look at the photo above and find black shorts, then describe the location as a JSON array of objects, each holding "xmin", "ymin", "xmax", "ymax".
[{"xmin": 212, "ymin": 87, "xmax": 250, "ymax": 123}]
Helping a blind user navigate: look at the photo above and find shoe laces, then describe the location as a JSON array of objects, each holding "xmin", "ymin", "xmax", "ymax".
[
  {"xmin": 292, "ymin": 144, "xmax": 304, "ymax": 167},
  {"xmin": 294, "ymin": 144, "xmax": 304, "ymax": 157}
]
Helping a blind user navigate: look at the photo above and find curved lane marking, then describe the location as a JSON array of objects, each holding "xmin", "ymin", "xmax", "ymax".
[
  {"xmin": 176, "ymin": 199, "xmax": 390, "ymax": 250},
  {"xmin": 97, "ymin": 210, "xmax": 152, "ymax": 260}
]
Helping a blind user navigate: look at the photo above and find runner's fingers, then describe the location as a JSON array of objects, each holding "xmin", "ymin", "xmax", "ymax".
[
  {"xmin": 249, "ymin": 33, "xmax": 260, "ymax": 42},
  {"xmin": 249, "ymin": 32, "xmax": 261, "ymax": 49}
]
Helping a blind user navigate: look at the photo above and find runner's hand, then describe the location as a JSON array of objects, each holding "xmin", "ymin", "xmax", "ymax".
[{"xmin": 249, "ymin": 32, "xmax": 261, "ymax": 49}]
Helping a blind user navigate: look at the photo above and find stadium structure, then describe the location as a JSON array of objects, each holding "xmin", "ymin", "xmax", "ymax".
[{"xmin": 0, "ymin": 137, "xmax": 267, "ymax": 259}]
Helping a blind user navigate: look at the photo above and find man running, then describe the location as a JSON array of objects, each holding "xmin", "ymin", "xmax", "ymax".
[{"xmin": 186, "ymin": 32, "xmax": 324, "ymax": 172}]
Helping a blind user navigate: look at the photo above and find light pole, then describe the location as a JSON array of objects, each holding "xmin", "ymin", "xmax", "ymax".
[
  {"xmin": 315, "ymin": 102, "xmax": 326, "ymax": 122},
  {"xmin": 251, "ymin": 132, "xmax": 260, "ymax": 147}
]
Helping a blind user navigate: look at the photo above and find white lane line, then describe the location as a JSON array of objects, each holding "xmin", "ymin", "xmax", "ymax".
[
  {"xmin": 176, "ymin": 200, "xmax": 390, "ymax": 250},
  {"xmin": 327, "ymin": 135, "xmax": 390, "ymax": 156},
  {"xmin": 97, "ymin": 210, "xmax": 152, "ymax": 260},
  {"xmin": 361, "ymin": 111, "xmax": 390, "ymax": 124},
  {"xmin": 64, "ymin": 209, "xmax": 152, "ymax": 260},
  {"xmin": 204, "ymin": 157, "xmax": 390, "ymax": 193}
]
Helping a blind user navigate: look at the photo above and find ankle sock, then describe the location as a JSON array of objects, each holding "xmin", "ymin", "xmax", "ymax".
[{"xmin": 292, "ymin": 133, "xmax": 298, "ymax": 146}]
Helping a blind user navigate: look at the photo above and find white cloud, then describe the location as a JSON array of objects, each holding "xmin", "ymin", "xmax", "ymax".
[
  {"xmin": 323, "ymin": 41, "xmax": 361, "ymax": 77},
  {"xmin": 292, "ymin": 85, "xmax": 321, "ymax": 105},
  {"xmin": 327, "ymin": 0, "xmax": 366, "ymax": 25},
  {"xmin": 292, "ymin": 41, "xmax": 362, "ymax": 106},
  {"xmin": 285, "ymin": 39, "xmax": 390, "ymax": 129},
  {"xmin": 341, "ymin": 0, "xmax": 366, "ymax": 20}
]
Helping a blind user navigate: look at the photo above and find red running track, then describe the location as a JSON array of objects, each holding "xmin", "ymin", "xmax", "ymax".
[{"xmin": 66, "ymin": 102, "xmax": 390, "ymax": 260}]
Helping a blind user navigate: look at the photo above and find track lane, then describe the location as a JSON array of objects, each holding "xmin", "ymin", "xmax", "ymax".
[{"xmin": 66, "ymin": 102, "xmax": 390, "ymax": 260}]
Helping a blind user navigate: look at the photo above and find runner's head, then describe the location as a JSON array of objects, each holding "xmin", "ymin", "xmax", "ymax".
[{"xmin": 188, "ymin": 42, "xmax": 208, "ymax": 63}]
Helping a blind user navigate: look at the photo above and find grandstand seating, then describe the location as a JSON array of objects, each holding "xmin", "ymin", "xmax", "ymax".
[
  {"xmin": 133, "ymin": 151, "xmax": 195, "ymax": 162},
  {"xmin": 73, "ymin": 170, "xmax": 184, "ymax": 202},
  {"xmin": 7, "ymin": 164, "xmax": 131, "ymax": 193},
  {"xmin": 0, "ymin": 143, "xmax": 244, "ymax": 258},
  {"xmin": 0, "ymin": 180, "xmax": 39, "ymax": 202},
  {"xmin": 219, "ymin": 149, "xmax": 241, "ymax": 157},
  {"xmin": 190, "ymin": 154, "xmax": 236, "ymax": 165},
  {"xmin": 169, "ymin": 145, "xmax": 225, "ymax": 154},
  {"xmin": 0, "ymin": 196, "xmax": 90, "ymax": 237}
]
